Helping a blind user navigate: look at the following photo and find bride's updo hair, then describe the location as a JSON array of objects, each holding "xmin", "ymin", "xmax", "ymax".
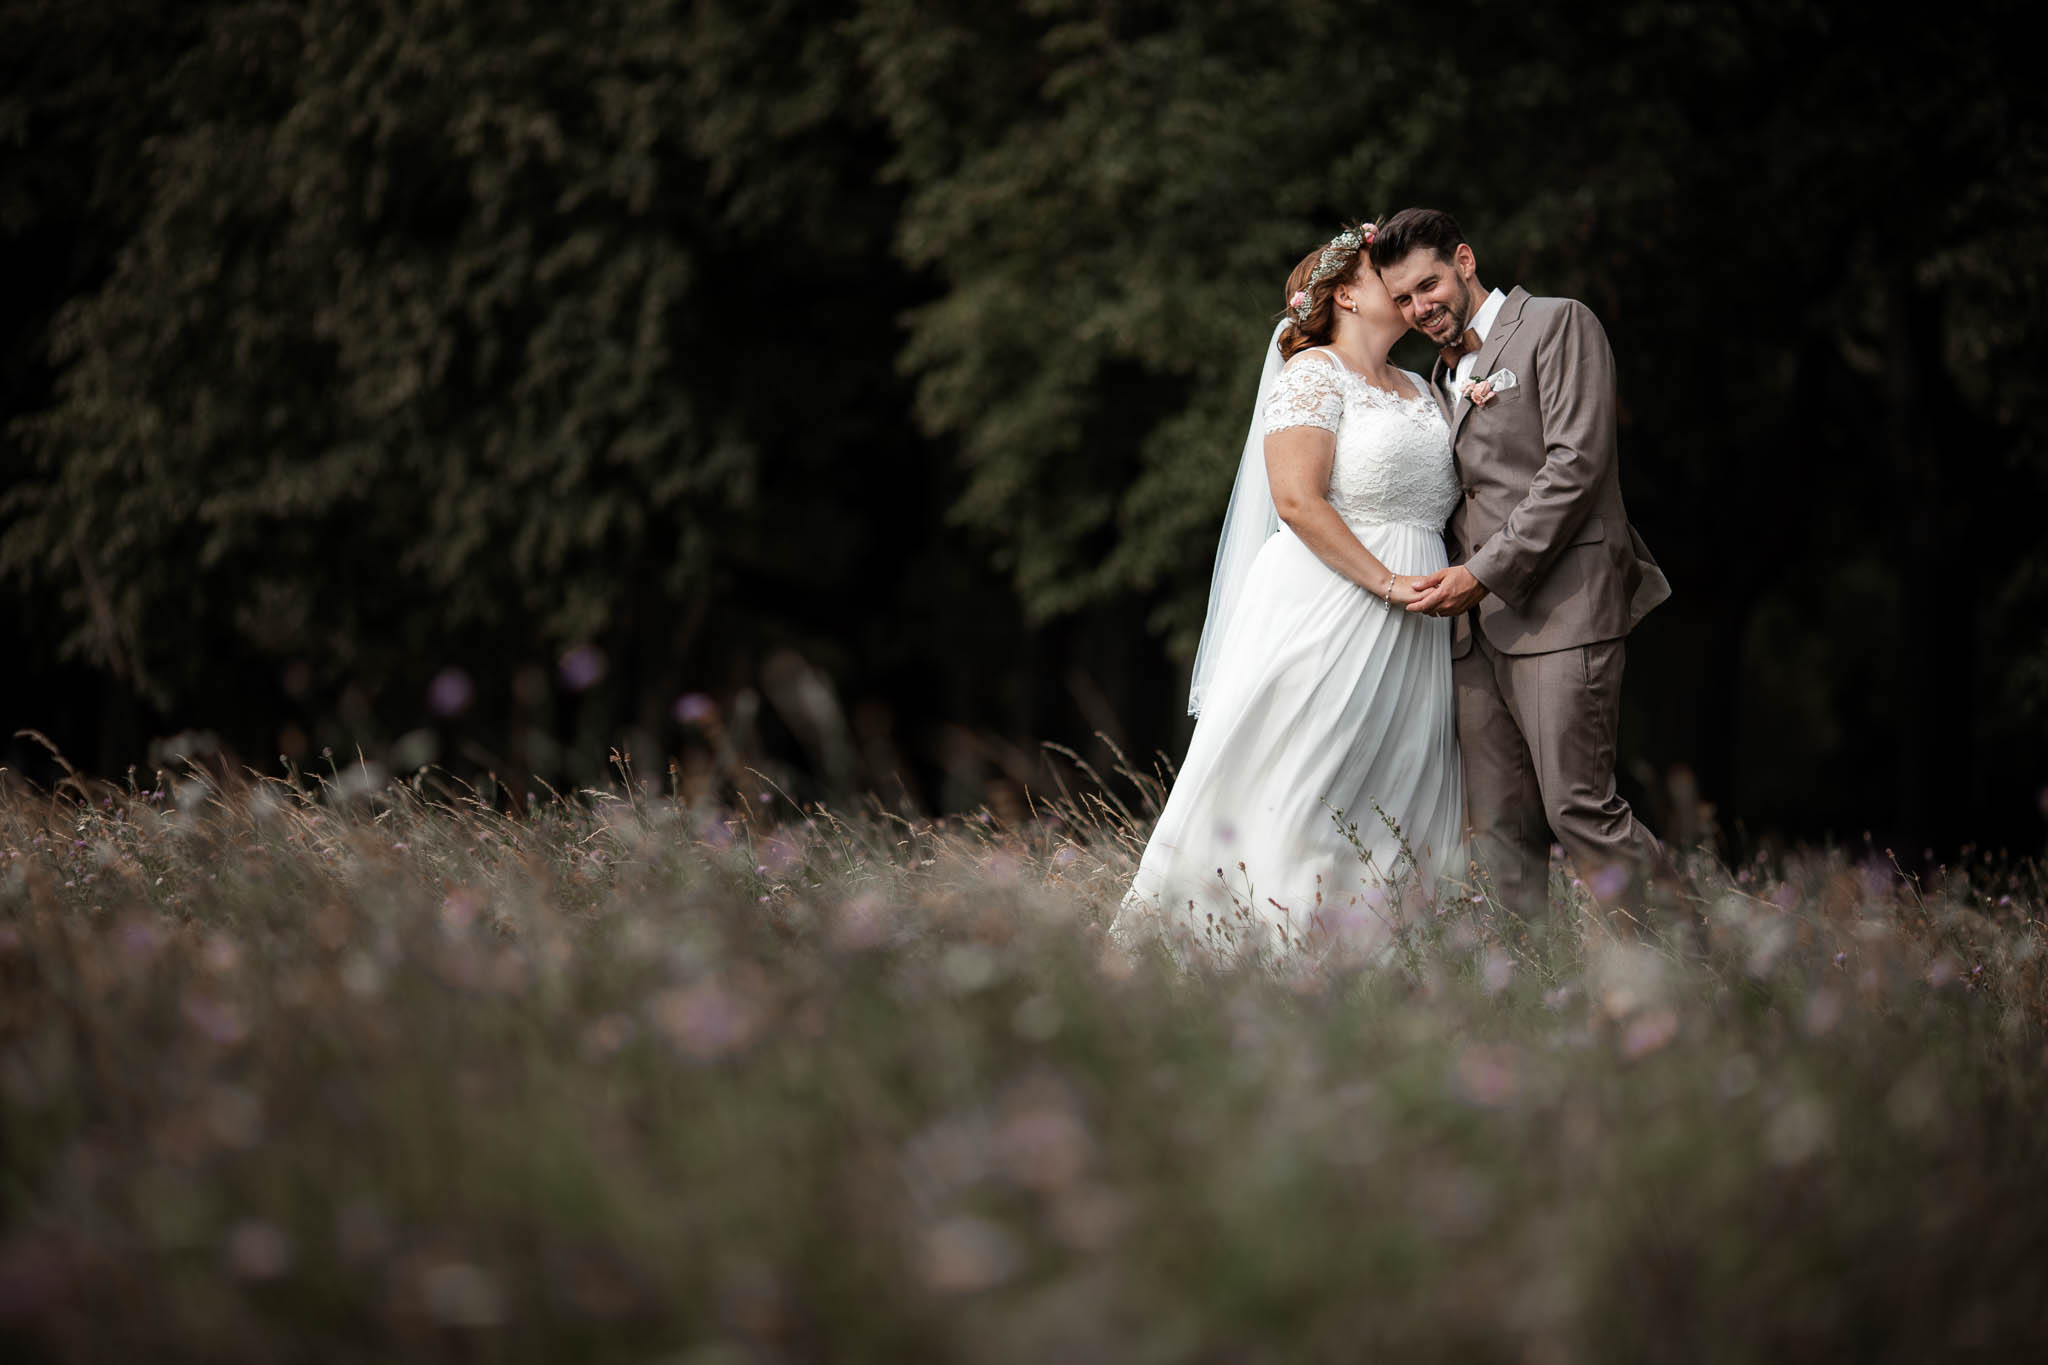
[{"xmin": 1278, "ymin": 221, "xmax": 1372, "ymax": 361}]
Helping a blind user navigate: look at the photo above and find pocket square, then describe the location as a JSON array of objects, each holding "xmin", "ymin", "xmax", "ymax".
[{"xmin": 1459, "ymin": 368, "xmax": 1518, "ymax": 407}]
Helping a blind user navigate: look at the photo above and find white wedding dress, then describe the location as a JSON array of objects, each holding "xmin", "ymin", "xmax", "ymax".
[{"xmin": 1113, "ymin": 348, "xmax": 1466, "ymax": 964}]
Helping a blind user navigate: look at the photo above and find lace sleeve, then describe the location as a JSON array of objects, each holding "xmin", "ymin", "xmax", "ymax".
[{"xmin": 1261, "ymin": 354, "xmax": 1344, "ymax": 436}]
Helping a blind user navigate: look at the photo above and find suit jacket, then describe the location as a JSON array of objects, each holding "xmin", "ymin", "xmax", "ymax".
[{"xmin": 1431, "ymin": 287, "xmax": 1670, "ymax": 658}]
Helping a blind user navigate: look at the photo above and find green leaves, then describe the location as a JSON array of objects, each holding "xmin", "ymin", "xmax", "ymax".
[
  {"xmin": 4, "ymin": 0, "xmax": 2045, "ymax": 841},
  {"xmin": 867, "ymin": 0, "xmax": 1456, "ymax": 631},
  {"xmin": 3, "ymin": 0, "xmax": 903, "ymax": 710}
]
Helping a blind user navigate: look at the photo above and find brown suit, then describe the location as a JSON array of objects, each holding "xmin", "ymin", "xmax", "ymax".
[{"xmin": 1432, "ymin": 287, "xmax": 1670, "ymax": 923}]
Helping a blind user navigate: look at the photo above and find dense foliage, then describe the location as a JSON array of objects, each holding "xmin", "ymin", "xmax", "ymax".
[{"xmin": 4, "ymin": 0, "xmax": 2045, "ymax": 850}]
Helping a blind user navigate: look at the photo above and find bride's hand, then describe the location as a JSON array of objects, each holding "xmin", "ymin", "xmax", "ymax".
[{"xmin": 1384, "ymin": 574, "xmax": 1430, "ymax": 608}]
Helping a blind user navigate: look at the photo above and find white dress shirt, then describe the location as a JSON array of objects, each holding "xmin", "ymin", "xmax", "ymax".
[{"xmin": 1451, "ymin": 287, "xmax": 1509, "ymax": 391}]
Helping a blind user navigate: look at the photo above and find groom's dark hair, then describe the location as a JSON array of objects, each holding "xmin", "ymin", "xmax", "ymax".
[{"xmin": 1367, "ymin": 208, "xmax": 1466, "ymax": 269}]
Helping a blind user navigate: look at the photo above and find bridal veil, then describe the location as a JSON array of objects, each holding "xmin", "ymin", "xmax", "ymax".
[{"xmin": 1187, "ymin": 320, "xmax": 1288, "ymax": 716}]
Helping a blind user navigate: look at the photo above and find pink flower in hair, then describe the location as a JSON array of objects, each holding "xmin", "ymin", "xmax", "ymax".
[{"xmin": 1288, "ymin": 289, "xmax": 1309, "ymax": 312}]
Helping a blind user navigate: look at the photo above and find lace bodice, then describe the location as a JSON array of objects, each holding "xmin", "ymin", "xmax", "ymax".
[{"xmin": 1262, "ymin": 352, "xmax": 1459, "ymax": 528}]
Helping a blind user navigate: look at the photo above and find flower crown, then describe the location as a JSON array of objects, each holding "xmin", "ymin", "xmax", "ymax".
[{"xmin": 1289, "ymin": 223, "xmax": 1376, "ymax": 323}]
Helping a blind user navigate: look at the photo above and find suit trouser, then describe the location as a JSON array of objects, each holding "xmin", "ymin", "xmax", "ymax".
[{"xmin": 1453, "ymin": 626, "xmax": 1665, "ymax": 924}]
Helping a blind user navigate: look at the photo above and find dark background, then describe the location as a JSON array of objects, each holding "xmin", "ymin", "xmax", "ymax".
[{"xmin": 5, "ymin": 0, "xmax": 2045, "ymax": 860}]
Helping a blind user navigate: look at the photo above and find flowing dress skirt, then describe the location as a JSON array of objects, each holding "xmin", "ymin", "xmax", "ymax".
[{"xmin": 1115, "ymin": 518, "xmax": 1465, "ymax": 964}]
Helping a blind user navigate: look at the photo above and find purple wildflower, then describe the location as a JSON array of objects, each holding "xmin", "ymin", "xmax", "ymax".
[
  {"xmin": 182, "ymin": 994, "xmax": 249, "ymax": 1047},
  {"xmin": 427, "ymin": 667, "xmax": 474, "ymax": 717},
  {"xmin": 557, "ymin": 645, "xmax": 607, "ymax": 692},
  {"xmin": 1590, "ymin": 863, "xmax": 1630, "ymax": 901}
]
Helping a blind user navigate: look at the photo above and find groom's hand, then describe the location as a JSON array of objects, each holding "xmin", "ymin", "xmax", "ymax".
[{"xmin": 1407, "ymin": 565, "xmax": 1488, "ymax": 616}]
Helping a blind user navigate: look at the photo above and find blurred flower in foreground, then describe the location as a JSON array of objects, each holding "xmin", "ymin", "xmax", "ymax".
[
  {"xmin": 580, "ymin": 1012, "xmax": 635, "ymax": 1062},
  {"xmin": 1011, "ymin": 994, "xmax": 1062, "ymax": 1041},
  {"xmin": 1592, "ymin": 941, "xmax": 1670, "ymax": 1018},
  {"xmin": 205, "ymin": 1086, "xmax": 264, "ymax": 1149},
  {"xmin": 1765, "ymin": 1094, "xmax": 1832, "ymax": 1166},
  {"xmin": 427, "ymin": 667, "xmax": 474, "ymax": 717},
  {"xmin": 1481, "ymin": 949, "xmax": 1514, "ymax": 995},
  {"xmin": 334, "ymin": 1200, "xmax": 391, "ymax": 1262},
  {"xmin": 995, "ymin": 1081, "xmax": 1093, "ymax": 1192},
  {"xmin": 226, "ymin": 1220, "xmax": 293, "ymax": 1280},
  {"xmin": 340, "ymin": 952, "xmax": 383, "ymax": 998},
  {"xmin": 1886, "ymin": 1064, "xmax": 1947, "ymax": 1137},
  {"xmin": 919, "ymin": 1215, "xmax": 1021, "ymax": 1294},
  {"xmin": 673, "ymin": 692, "xmax": 716, "ymax": 725},
  {"xmin": 200, "ymin": 934, "xmax": 241, "ymax": 975},
  {"xmin": 117, "ymin": 918, "xmax": 165, "ymax": 964},
  {"xmin": 1804, "ymin": 989, "xmax": 1843, "ymax": 1036},
  {"xmin": 649, "ymin": 978, "xmax": 763, "ymax": 1061},
  {"xmin": 486, "ymin": 947, "xmax": 528, "ymax": 996},
  {"xmin": 182, "ymin": 993, "xmax": 248, "ymax": 1047},
  {"xmin": 1455, "ymin": 1044, "xmax": 1520, "ymax": 1107},
  {"xmin": 939, "ymin": 944, "xmax": 998, "ymax": 993},
  {"xmin": 1589, "ymin": 862, "xmax": 1630, "ymax": 901},
  {"xmin": 758, "ymin": 835, "xmax": 801, "ymax": 874},
  {"xmin": 558, "ymin": 646, "xmax": 607, "ymax": 692},
  {"xmin": 1049, "ymin": 1184, "xmax": 1133, "ymax": 1252},
  {"xmin": 901, "ymin": 1112, "xmax": 995, "ymax": 1205},
  {"xmin": 833, "ymin": 894, "xmax": 888, "ymax": 951},
  {"xmin": 331, "ymin": 761, "xmax": 387, "ymax": 802},
  {"xmin": 421, "ymin": 1261, "xmax": 505, "ymax": 1327},
  {"xmin": 1620, "ymin": 1007, "xmax": 1679, "ymax": 1059},
  {"xmin": 1718, "ymin": 1053, "xmax": 1759, "ymax": 1098},
  {"xmin": 441, "ymin": 888, "xmax": 484, "ymax": 934}
]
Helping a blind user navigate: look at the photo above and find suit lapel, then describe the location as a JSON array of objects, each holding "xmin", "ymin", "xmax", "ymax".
[
  {"xmin": 1427, "ymin": 357, "xmax": 1456, "ymax": 425},
  {"xmin": 1450, "ymin": 286, "xmax": 1530, "ymax": 446}
]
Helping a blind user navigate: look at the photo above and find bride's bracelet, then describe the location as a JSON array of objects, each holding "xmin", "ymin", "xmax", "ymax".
[{"xmin": 1381, "ymin": 575, "xmax": 1395, "ymax": 609}]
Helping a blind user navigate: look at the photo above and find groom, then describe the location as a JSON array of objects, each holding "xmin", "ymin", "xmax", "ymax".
[{"xmin": 1368, "ymin": 208, "xmax": 1672, "ymax": 928}]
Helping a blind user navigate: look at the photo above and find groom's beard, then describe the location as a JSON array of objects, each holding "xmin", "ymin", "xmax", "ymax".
[{"xmin": 1413, "ymin": 294, "xmax": 1471, "ymax": 347}]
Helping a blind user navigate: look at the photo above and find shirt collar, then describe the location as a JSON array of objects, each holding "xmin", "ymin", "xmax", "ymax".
[{"xmin": 1469, "ymin": 287, "xmax": 1508, "ymax": 344}]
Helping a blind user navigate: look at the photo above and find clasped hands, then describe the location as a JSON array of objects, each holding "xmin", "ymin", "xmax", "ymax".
[{"xmin": 1385, "ymin": 565, "xmax": 1487, "ymax": 617}]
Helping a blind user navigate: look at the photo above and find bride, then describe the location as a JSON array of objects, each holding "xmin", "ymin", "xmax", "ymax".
[{"xmin": 1112, "ymin": 223, "xmax": 1466, "ymax": 964}]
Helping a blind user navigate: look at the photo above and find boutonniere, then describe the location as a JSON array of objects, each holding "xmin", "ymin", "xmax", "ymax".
[{"xmin": 1459, "ymin": 368, "xmax": 1518, "ymax": 407}]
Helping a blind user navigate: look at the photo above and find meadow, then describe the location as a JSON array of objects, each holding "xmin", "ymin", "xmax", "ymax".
[{"xmin": 2, "ymin": 750, "xmax": 2045, "ymax": 1362}]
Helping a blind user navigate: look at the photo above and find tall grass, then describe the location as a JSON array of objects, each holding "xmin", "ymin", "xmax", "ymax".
[{"xmin": 2, "ymin": 755, "xmax": 2045, "ymax": 1362}]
